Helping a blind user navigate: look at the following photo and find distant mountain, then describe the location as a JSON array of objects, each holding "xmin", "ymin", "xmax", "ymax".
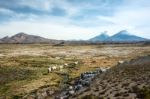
[
  {"xmin": 0, "ymin": 31, "xmax": 149, "ymax": 44},
  {"xmin": 0, "ymin": 32, "xmax": 62, "ymax": 44},
  {"xmin": 90, "ymin": 30, "xmax": 148, "ymax": 42},
  {"xmin": 107, "ymin": 30, "xmax": 147, "ymax": 42},
  {"xmin": 90, "ymin": 31, "xmax": 109, "ymax": 41}
]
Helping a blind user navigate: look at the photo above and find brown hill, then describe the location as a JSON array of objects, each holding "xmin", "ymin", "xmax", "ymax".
[{"xmin": 0, "ymin": 33, "xmax": 62, "ymax": 44}]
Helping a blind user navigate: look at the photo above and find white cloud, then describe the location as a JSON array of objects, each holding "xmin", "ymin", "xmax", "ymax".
[
  {"xmin": 0, "ymin": 8, "xmax": 15, "ymax": 15},
  {"xmin": 0, "ymin": 15, "xmax": 125, "ymax": 40},
  {"xmin": 0, "ymin": 0, "xmax": 150, "ymax": 39},
  {"xmin": 0, "ymin": 18, "xmax": 95, "ymax": 40}
]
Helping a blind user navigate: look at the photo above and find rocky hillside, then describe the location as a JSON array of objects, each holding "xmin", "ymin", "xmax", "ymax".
[{"xmin": 75, "ymin": 56, "xmax": 150, "ymax": 99}]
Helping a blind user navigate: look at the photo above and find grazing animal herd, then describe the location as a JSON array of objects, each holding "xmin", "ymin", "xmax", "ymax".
[
  {"xmin": 48, "ymin": 60, "xmax": 124, "ymax": 73},
  {"xmin": 48, "ymin": 61, "xmax": 79, "ymax": 73}
]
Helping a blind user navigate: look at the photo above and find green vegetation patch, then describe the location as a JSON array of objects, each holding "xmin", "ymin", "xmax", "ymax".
[{"xmin": 0, "ymin": 66, "xmax": 35, "ymax": 85}]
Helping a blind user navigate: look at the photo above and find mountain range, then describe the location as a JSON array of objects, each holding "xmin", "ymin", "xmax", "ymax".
[
  {"xmin": 0, "ymin": 30, "xmax": 149, "ymax": 44},
  {"xmin": 90, "ymin": 30, "xmax": 148, "ymax": 42}
]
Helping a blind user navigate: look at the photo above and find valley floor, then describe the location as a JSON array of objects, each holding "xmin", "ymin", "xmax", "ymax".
[{"xmin": 0, "ymin": 44, "xmax": 150, "ymax": 98}]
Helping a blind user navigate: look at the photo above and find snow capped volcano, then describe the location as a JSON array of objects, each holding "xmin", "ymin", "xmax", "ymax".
[
  {"xmin": 90, "ymin": 30, "xmax": 148, "ymax": 42},
  {"xmin": 90, "ymin": 31, "xmax": 109, "ymax": 41},
  {"xmin": 107, "ymin": 30, "xmax": 147, "ymax": 42}
]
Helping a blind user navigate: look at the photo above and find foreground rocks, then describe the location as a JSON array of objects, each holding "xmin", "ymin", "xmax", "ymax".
[
  {"xmin": 55, "ymin": 69, "xmax": 103, "ymax": 99},
  {"xmin": 76, "ymin": 55, "xmax": 150, "ymax": 99}
]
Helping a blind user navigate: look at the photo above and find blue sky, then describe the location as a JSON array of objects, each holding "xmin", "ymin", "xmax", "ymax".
[{"xmin": 0, "ymin": 0, "xmax": 150, "ymax": 40}]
